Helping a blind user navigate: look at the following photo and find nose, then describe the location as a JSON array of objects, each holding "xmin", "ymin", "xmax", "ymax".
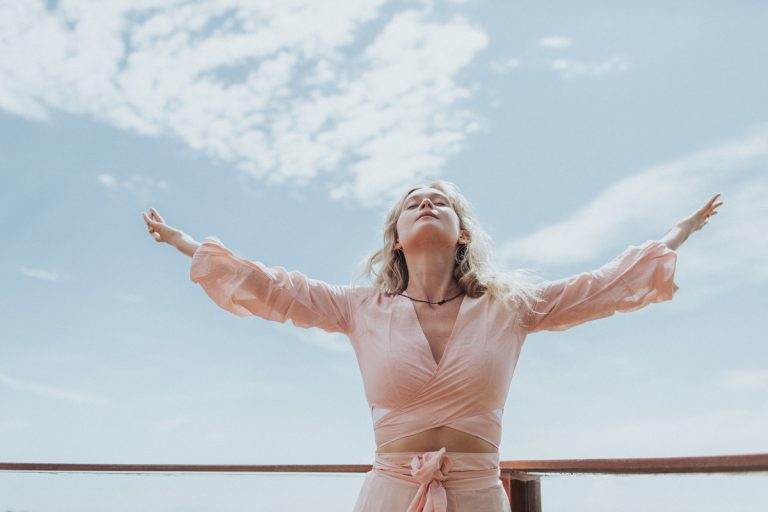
[{"xmin": 419, "ymin": 198, "xmax": 435, "ymax": 209}]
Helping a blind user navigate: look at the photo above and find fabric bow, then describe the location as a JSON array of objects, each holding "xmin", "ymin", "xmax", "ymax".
[{"xmin": 406, "ymin": 447, "xmax": 454, "ymax": 512}]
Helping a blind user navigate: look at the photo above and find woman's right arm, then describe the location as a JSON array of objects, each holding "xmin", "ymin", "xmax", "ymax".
[
  {"xmin": 189, "ymin": 236, "xmax": 356, "ymax": 334},
  {"xmin": 142, "ymin": 207, "xmax": 358, "ymax": 334},
  {"xmin": 173, "ymin": 231, "xmax": 201, "ymax": 257}
]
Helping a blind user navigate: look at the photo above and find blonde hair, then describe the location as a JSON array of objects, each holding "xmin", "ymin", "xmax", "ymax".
[{"xmin": 353, "ymin": 180, "xmax": 545, "ymax": 314}]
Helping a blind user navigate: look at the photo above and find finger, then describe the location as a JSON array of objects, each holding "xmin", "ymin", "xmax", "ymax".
[{"xmin": 150, "ymin": 207, "xmax": 165, "ymax": 223}]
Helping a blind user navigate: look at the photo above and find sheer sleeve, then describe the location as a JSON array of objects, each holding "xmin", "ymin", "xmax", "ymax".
[
  {"xmin": 523, "ymin": 239, "xmax": 679, "ymax": 334},
  {"xmin": 189, "ymin": 236, "xmax": 356, "ymax": 334}
]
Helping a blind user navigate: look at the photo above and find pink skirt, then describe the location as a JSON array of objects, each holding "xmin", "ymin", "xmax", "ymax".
[{"xmin": 352, "ymin": 447, "xmax": 511, "ymax": 512}]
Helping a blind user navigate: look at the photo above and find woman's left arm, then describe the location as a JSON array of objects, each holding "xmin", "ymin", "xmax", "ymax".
[
  {"xmin": 660, "ymin": 193, "xmax": 724, "ymax": 251},
  {"xmin": 522, "ymin": 193, "xmax": 724, "ymax": 334}
]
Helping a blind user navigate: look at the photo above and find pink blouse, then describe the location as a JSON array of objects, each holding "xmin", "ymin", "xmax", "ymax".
[{"xmin": 190, "ymin": 236, "xmax": 679, "ymax": 450}]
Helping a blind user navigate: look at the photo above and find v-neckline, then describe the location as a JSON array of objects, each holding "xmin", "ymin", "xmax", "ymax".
[{"xmin": 402, "ymin": 292, "xmax": 468, "ymax": 369}]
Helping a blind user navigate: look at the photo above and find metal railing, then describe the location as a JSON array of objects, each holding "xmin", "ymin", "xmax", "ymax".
[{"xmin": 2, "ymin": 452, "xmax": 767, "ymax": 511}]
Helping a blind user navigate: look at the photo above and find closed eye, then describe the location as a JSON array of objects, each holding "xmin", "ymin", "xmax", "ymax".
[{"xmin": 406, "ymin": 201, "xmax": 448, "ymax": 209}]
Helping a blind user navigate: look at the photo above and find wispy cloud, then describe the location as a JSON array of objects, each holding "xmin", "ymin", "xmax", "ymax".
[
  {"xmin": 490, "ymin": 57, "xmax": 521, "ymax": 74},
  {"xmin": 715, "ymin": 369, "xmax": 768, "ymax": 392},
  {"xmin": 550, "ymin": 56, "xmax": 630, "ymax": 78},
  {"xmin": 538, "ymin": 35, "xmax": 573, "ymax": 49},
  {"xmin": 19, "ymin": 266, "xmax": 62, "ymax": 281},
  {"xmin": 0, "ymin": 370, "xmax": 110, "ymax": 405},
  {"xmin": 96, "ymin": 172, "xmax": 170, "ymax": 201},
  {"xmin": 286, "ymin": 325, "xmax": 353, "ymax": 353},
  {"xmin": 500, "ymin": 126, "xmax": 768, "ymax": 303},
  {"xmin": 0, "ymin": 1, "xmax": 487, "ymax": 206}
]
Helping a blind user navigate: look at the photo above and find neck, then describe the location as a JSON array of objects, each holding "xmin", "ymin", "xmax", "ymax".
[{"xmin": 402, "ymin": 248, "xmax": 461, "ymax": 301}]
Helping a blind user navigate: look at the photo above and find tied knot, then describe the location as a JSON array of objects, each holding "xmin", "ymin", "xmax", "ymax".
[{"xmin": 406, "ymin": 447, "xmax": 453, "ymax": 512}]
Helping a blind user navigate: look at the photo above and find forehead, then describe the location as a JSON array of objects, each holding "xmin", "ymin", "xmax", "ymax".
[{"xmin": 404, "ymin": 187, "xmax": 449, "ymax": 202}]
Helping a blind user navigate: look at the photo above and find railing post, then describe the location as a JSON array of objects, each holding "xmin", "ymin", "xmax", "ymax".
[{"xmin": 500, "ymin": 472, "xmax": 541, "ymax": 512}]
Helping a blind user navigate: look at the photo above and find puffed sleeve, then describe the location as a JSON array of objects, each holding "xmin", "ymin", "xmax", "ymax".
[
  {"xmin": 189, "ymin": 236, "xmax": 356, "ymax": 334},
  {"xmin": 523, "ymin": 239, "xmax": 679, "ymax": 334}
]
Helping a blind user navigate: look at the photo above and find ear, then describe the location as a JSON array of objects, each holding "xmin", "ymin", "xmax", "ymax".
[{"xmin": 458, "ymin": 230, "xmax": 470, "ymax": 245}]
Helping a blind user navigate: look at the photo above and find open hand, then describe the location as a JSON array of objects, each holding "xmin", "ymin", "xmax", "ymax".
[
  {"xmin": 142, "ymin": 207, "xmax": 182, "ymax": 245},
  {"xmin": 681, "ymin": 193, "xmax": 724, "ymax": 234}
]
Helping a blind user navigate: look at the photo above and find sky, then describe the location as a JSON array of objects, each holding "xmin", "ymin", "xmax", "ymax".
[{"xmin": 1, "ymin": 0, "xmax": 767, "ymax": 510}]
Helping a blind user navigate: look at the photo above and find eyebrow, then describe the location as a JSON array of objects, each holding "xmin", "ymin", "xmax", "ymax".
[{"xmin": 405, "ymin": 192, "xmax": 450, "ymax": 203}]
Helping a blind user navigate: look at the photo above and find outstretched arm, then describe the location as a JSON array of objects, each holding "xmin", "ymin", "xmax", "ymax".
[
  {"xmin": 522, "ymin": 193, "xmax": 724, "ymax": 334},
  {"xmin": 522, "ymin": 239, "xmax": 679, "ymax": 334},
  {"xmin": 188, "ymin": 236, "xmax": 356, "ymax": 334},
  {"xmin": 142, "ymin": 207, "xmax": 357, "ymax": 334}
]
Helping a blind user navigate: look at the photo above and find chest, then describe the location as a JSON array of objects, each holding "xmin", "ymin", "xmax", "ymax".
[
  {"xmin": 348, "ymin": 291, "xmax": 527, "ymax": 409},
  {"xmin": 410, "ymin": 298, "xmax": 463, "ymax": 366}
]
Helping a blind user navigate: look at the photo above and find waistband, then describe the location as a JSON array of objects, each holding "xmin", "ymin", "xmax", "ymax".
[{"xmin": 372, "ymin": 447, "xmax": 501, "ymax": 512}]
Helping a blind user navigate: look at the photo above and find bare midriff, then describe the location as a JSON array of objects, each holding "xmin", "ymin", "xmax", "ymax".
[{"xmin": 376, "ymin": 426, "xmax": 497, "ymax": 454}]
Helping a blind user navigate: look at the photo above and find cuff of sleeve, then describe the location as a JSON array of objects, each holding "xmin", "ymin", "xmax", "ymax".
[
  {"xmin": 644, "ymin": 239, "xmax": 679, "ymax": 302},
  {"xmin": 189, "ymin": 235, "xmax": 226, "ymax": 283}
]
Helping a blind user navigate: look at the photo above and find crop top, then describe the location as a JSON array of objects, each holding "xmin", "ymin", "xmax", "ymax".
[{"xmin": 189, "ymin": 236, "xmax": 679, "ymax": 450}]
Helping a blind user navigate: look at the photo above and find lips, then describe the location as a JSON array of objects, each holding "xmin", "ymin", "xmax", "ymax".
[{"xmin": 417, "ymin": 212, "xmax": 438, "ymax": 220}]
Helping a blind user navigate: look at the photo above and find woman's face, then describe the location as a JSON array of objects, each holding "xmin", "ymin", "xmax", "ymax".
[{"xmin": 394, "ymin": 187, "xmax": 466, "ymax": 253}]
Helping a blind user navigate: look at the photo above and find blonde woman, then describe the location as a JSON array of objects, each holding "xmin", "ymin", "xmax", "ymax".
[{"xmin": 143, "ymin": 181, "xmax": 722, "ymax": 512}]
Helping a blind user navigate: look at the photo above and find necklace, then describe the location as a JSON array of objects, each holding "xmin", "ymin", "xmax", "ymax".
[{"xmin": 397, "ymin": 290, "xmax": 464, "ymax": 305}]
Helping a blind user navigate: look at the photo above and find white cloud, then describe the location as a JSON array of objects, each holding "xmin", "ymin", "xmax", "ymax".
[
  {"xmin": 550, "ymin": 56, "xmax": 630, "ymax": 78},
  {"xmin": 538, "ymin": 35, "xmax": 573, "ymax": 49},
  {"xmin": 96, "ymin": 172, "xmax": 170, "ymax": 201},
  {"xmin": 715, "ymin": 369, "xmax": 768, "ymax": 392},
  {"xmin": 19, "ymin": 266, "xmax": 62, "ymax": 281},
  {"xmin": 499, "ymin": 126, "xmax": 768, "ymax": 303},
  {"xmin": 96, "ymin": 173, "xmax": 120, "ymax": 190},
  {"xmin": 284, "ymin": 325, "xmax": 353, "ymax": 353},
  {"xmin": 0, "ymin": 370, "xmax": 110, "ymax": 405},
  {"xmin": 0, "ymin": 1, "xmax": 487, "ymax": 206},
  {"xmin": 490, "ymin": 57, "xmax": 521, "ymax": 74}
]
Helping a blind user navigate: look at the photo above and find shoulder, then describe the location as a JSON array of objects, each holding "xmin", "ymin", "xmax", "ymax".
[{"xmin": 346, "ymin": 284, "xmax": 387, "ymax": 306}]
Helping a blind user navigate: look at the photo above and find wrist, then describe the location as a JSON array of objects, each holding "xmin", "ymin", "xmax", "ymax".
[
  {"xmin": 168, "ymin": 229, "xmax": 185, "ymax": 247},
  {"xmin": 172, "ymin": 231, "xmax": 200, "ymax": 257},
  {"xmin": 676, "ymin": 219, "xmax": 694, "ymax": 236},
  {"xmin": 661, "ymin": 221, "xmax": 692, "ymax": 251}
]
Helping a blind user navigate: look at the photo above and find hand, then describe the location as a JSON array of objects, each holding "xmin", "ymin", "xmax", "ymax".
[
  {"xmin": 142, "ymin": 207, "xmax": 182, "ymax": 245},
  {"xmin": 680, "ymin": 193, "xmax": 724, "ymax": 234}
]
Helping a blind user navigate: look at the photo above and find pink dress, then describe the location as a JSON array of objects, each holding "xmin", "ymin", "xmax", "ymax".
[{"xmin": 190, "ymin": 237, "xmax": 679, "ymax": 511}]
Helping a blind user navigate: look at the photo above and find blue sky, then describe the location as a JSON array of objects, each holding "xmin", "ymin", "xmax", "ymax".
[{"xmin": 1, "ymin": 1, "xmax": 767, "ymax": 510}]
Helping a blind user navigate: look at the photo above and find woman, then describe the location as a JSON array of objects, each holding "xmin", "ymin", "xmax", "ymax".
[{"xmin": 143, "ymin": 181, "xmax": 722, "ymax": 512}]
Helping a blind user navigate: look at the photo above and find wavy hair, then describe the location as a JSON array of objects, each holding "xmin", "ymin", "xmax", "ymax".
[{"xmin": 352, "ymin": 180, "xmax": 545, "ymax": 314}]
